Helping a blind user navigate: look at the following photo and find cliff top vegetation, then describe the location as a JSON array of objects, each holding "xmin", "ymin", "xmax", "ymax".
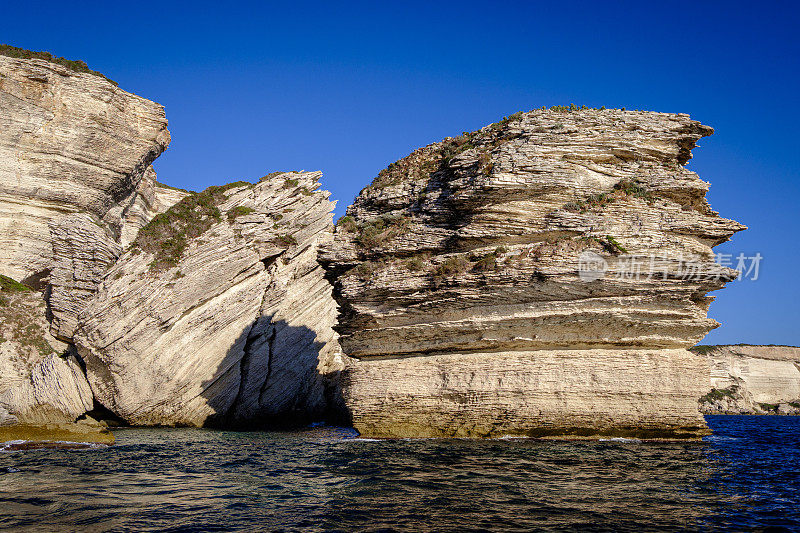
[{"xmin": 0, "ymin": 44, "xmax": 117, "ymax": 86}]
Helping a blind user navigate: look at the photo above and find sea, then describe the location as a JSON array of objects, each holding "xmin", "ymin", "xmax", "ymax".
[{"xmin": 0, "ymin": 415, "xmax": 798, "ymax": 532}]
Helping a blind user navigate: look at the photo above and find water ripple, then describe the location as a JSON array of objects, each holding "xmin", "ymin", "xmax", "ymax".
[{"xmin": 0, "ymin": 417, "xmax": 797, "ymax": 531}]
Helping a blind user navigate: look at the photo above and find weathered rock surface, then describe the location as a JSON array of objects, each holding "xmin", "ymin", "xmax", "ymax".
[
  {"xmin": 321, "ymin": 108, "xmax": 745, "ymax": 438},
  {"xmin": 47, "ymin": 177, "xmax": 187, "ymax": 342},
  {"xmin": 47, "ymin": 213, "xmax": 122, "ymax": 341},
  {"xmin": 1, "ymin": 52, "xmax": 337, "ymax": 435},
  {"xmin": 0, "ymin": 53, "xmax": 180, "ymax": 441},
  {"xmin": 75, "ymin": 172, "xmax": 341, "ymax": 427},
  {"xmin": 0, "ymin": 54, "xmax": 170, "ymax": 285},
  {"xmin": 695, "ymin": 345, "xmax": 800, "ymax": 415},
  {"xmin": 343, "ymin": 349, "xmax": 711, "ymax": 439},
  {"xmin": 0, "ymin": 277, "xmax": 96, "ymax": 431}
]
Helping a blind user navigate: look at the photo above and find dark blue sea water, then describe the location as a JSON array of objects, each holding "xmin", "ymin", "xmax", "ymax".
[{"xmin": 0, "ymin": 416, "xmax": 798, "ymax": 532}]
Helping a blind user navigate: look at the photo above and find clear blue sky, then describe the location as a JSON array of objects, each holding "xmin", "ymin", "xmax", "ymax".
[{"xmin": 2, "ymin": 1, "xmax": 798, "ymax": 345}]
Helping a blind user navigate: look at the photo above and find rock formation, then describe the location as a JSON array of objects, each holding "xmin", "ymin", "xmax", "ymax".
[
  {"xmin": 695, "ymin": 345, "xmax": 800, "ymax": 415},
  {"xmin": 0, "ymin": 275, "xmax": 110, "ymax": 442},
  {"xmin": 46, "ymin": 176, "xmax": 188, "ymax": 342},
  {"xmin": 0, "ymin": 51, "xmax": 180, "ymax": 442},
  {"xmin": 74, "ymin": 172, "xmax": 341, "ymax": 428},
  {"xmin": 1, "ymin": 48, "xmax": 756, "ymax": 442},
  {"xmin": 0, "ymin": 53, "xmax": 171, "ymax": 286},
  {"xmin": 321, "ymin": 108, "xmax": 745, "ymax": 439},
  {"xmin": 1, "ymin": 51, "xmax": 341, "ymax": 439}
]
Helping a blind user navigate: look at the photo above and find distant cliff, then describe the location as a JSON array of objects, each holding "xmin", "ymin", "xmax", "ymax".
[
  {"xmin": 321, "ymin": 108, "xmax": 745, "ymax": 439},
  {"xmin": 694, "ymin": 345, "xmax": 800, "ymax": 415}
]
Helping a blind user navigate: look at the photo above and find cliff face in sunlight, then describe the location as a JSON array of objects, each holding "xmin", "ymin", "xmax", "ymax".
[
  {"xmin": 0, "ymin": 53, "xmax": 183, "ymax": 442},
  {"xmin": 75, "ymin": 173, "xmax": 342, "ymax": 427},
  {"xmin": 695, "ymin": 345, "xmax": 800, "ymax": 415},
  {"xmin": 321, "ymin": 108, "xmax": 745, "ymax": 439},
  {"xmin": 0, "ymin": 50, "xmax": 751, "ymax": 442},
  {"xmin": 0, "ymin": 53, "xmax": 341, "ymax": 440},
  {"xmin": 0, "ymin": 54, "xmax": 172, "ymax": 286}
]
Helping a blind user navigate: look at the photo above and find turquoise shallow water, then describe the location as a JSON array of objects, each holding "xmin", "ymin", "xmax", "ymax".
[{"xmin": 0, "ymin": 415, "xmax": 798, "ymax": 532}]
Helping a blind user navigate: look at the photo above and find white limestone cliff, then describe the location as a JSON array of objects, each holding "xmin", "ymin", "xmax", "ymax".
[
  {"xmin": 74, "ymin": 172, "xmax": 342, "ymax": 427},
  {"xmin": 695, "ymin": 345, "xmax": 800, "ymax": 415},
  {"xmin": 321, "ymin": 108, "xmax": 745, "ymax": 439},
  {"xmin": 0, "ymin": 51, "xmax": 181, "ymax": 441},
  {"xmin": 0, "ymin": 54, "xmax": 170, "ymax": 285}
]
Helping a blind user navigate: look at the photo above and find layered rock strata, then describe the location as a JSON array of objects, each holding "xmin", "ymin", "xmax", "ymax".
[
  {"xmin": 0, "ymin": 53, "xmax": 186, "ymax": 345},
  {"xmin": 0, "ymin": 54, "xmax": 171, "ymax": 285},
  {"xmin": 695, "ymin": 345, "xmax": 800, "ymax": 415},
  {"xmin": 0, "ymin": 53, "xmax": 180, "ymax": 441},
  {"xmin": 46, "ymin": 175, "xmax": 188, "ymax": 341},
  {"xmin": 0, "ymin": 275, "xmax": 109, "ymax": 442},
  {"xmin": 75, "ymin": 172, "xmax": 341, "ymax": 427},
  {"xmin": 321, "ymin": 108, "xmax": 745, "ymax": 439}
]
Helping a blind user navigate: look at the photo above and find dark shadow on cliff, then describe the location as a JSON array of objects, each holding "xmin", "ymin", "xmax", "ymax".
[{"xmin": 199, "ymin": 317, "xmax": 349, "ymax": 431}]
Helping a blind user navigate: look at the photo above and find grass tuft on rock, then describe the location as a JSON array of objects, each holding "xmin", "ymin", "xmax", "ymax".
[
  {"xmin": 272, "ymin": 234, "xmax": 297, "ymax": 247},
  {"xmin": 336, "ymin": 216, "xmax": 358, "ymax": 233},
  {"xmin": 433, "ymin": 255, "xmax": 471, "ymax": 281},
  {"xmin": 260, "ymin": 171, "xmax": 286, "ymax": 182},
  {"xmin": 699, "ymin": 386, "xmax": 739, "ymax": 404},
  {"xmin": 690, "ymin": 345, "xmax": 720, "ymax": 355},
  {"xmin": 603, "ymin": 235, "xmax": 628, "ymax": 254},
  {"xmin": 614, "ymin": 178, "xmax": 654, "ymax": 202},
  {"xmin": 758, "ymin": 402, "xmax": 779, "ymax": 413},
  {"xmin": 0, "ymin": 277, "xmax": 55, "ymax": 356},
  {"xmin": 0, "ymin": 275, "xmax": 32, "ymax": 293},
  {"xmin": 227, "ymin": 206, "xmax": 254, "ymax": 221},
  {"xmin": 354, "ymin": 215, "xmax": 411, "ymax": 250}
]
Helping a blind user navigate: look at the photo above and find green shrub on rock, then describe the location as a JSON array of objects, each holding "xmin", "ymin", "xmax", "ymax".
[
  {"xmin": 0, "ymin": 44, "xmax": 118, "ymax": 86},
  {"xmin": 133, "ymin": 182, "xmax": 252, "ymax": 271},
  {"xmin": 227, "ymin": 206, "xmax": 254, "ymax": 221}
]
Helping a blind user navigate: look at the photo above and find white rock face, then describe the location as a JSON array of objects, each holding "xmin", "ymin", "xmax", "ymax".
[
  {"xmin": 47, "ymin": 213, "xmax": 122, "ymax": 341},
  {"xmin": 696, "ymin": 345, "xmax": 800, "ymax": 414},
  {"xmin": 0, "ymin": 285, "xmax": 92, "ymax": 427},
  {"xmin": 322, "ymin": 108, "xmax": 745, "ymax": 438},
  {"xmin": 0, "ymin": 54, "xmax": 182, "ymax": 439},
  {"xmin": 342, "ymin": 349, "xmax": 711, "ymax": 439},
  {"xmin": 75, "ymin": 173, "xmax": 341, "ymax": 427},
  {"xmin": 0, "ymin": 55, "xmax": 170, "ymax": 285},
  {"xmin": 47, "ymin": 176, "xmax": 187, "ymax": 342}
]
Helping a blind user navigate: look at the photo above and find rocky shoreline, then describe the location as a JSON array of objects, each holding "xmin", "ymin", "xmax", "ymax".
[{"xmin": 0, "ymin": 49, "xmax": 760, "ymax": 443}]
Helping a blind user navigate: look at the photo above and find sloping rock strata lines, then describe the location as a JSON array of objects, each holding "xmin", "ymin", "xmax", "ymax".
[
  {"xmin": 74, "ymin": 172, "xmax": 342, "ymax": 427},
  {"xmin": 0, "ymin": 53, "xmax": 182, "ymax": 443}
]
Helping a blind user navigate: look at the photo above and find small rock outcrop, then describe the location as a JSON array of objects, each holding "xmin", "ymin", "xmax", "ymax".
[
  {"xmin": 321, "ymin": 108, "xmax": 745, "ymax": 439},
  {"xmin": 695, "ymin": 345, "xmax": 800, "ymax": 415},
  {"xmin": 75, "ymin": 172, "xmax": 341, "ymax": 427}
]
